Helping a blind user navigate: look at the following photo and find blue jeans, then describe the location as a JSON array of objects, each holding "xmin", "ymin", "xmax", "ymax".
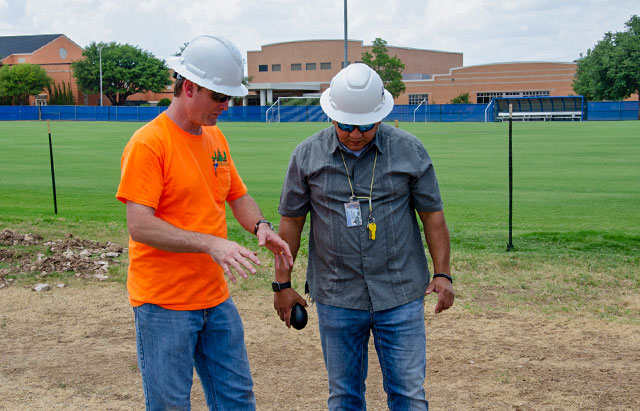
[
  {"xmin": 316, "ymin": 298, "xmax": 428, "ymax": 411},
  {"xmin": 133, "ymin": 298, "xmax": 256, "ymax": 411}
]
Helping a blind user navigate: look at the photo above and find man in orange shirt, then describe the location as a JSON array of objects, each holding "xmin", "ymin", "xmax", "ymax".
[{"xmin": 116, "ymin": 35, "xmax": 292, "ymax": 411}]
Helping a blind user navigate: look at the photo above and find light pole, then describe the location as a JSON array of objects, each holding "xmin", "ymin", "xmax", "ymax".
[
  {"xmin": 343, "ymin": 0, "xmax": 348, "ymax": 68},
  {"xmin": 98, "ymin": 45, "xmax": 103, "ymax": 106}
]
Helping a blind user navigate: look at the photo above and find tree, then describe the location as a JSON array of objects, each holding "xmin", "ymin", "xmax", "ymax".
[
  {"xmin": 450, "ymin": 92, "xmax": 471, "ymax": 104},
  {"xmin": 573, "ymin": 15, "xmax": 640, "ymax": 119},
  {"xmin": 47, "ymin": 82, "xmax": 75, "ymax": 105},
  {"xmin": 72, "ymin": 42, "xmax": 172, "ymax": 106},
  {"xmin": 0, "ymin": 63, "xmax": 51, "ymax": 105},
  {"xmin": 361, "ymin": 38, "xmax": 406, "ymax": 98}
]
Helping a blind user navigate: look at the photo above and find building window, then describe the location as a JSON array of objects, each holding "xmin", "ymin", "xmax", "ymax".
[
  {"xmin": 291, "ymin": 63, "xmax": 302, "ymax": 71},
  {"xmin": 259, "ymin": 65, "xmax": 268, "ymax": 72},
  {"xmin": 522, "ymin": 90, "xmax": 550, "ymax": 97},
  {"xmin": 18, "ymin": 57, "xmax": 25, "ymax": 63},
  {"xmin": 272, "ymin": 64, "xmax": 281, "ymax": 72},
  {"xmin": 306, "ymin": 63, "xmax": 316, "ymax": 70},
  {"xmin": 320, "ymin": 62, "xmax": 331, "ymax": 70},
  {"xmin": 476, "ymin": 90, "xmax": 550, "ymax": 104},
  {"xmin": 409, "ymin": 94, "xmax": 428, "ymax": 105}
]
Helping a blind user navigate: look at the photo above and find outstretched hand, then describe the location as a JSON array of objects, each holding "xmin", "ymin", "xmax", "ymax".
[
  {"xmin": 257, "ymin": 227, "xmax": 294, "ymax": 270},
  {"xmin": 208, "ymin": 237, "xmax": 261, "ymax": 283},
  {"xmin": 425, "ymin": 276, "xmax": 455, "ymax": 314}
]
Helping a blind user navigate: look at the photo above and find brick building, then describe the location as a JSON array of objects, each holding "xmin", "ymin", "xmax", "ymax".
[
  {"xmin": 2, "ymin": 35, "xmax": 632, "ymax": 108},
  {"xmin": 246, "ymin": 39, "xmax": 464, "ymax": 105},
  {"xmin": 0, "ymin": 34, "xmax": 172, "ymax": 106},
  {"xmin": 403, "ymin": 61, "xmax": 578, "ymax": 105},
  {"xmin": 0, "ymin": 34, "xmax": 94, "ymax": 105},
  {"xmin": 245, "ymin": 39, "xmax": 589, "ymax": 106}
]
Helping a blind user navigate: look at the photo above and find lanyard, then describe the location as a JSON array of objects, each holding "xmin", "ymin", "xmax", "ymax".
[{"xmin": 339, "ymin": 148, "xmax": 378, "ymax": 217}]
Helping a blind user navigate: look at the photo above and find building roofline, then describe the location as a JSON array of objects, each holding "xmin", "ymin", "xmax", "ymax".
[
  {"xmin": 29, "ymin": 34, "xmax": 82, "ymax": 56},
  {"xmin": 455, "ymin": 61, "xmax": 576, "ymax": 69},
  {"xmin": 248, "ymin": 39, "xmax": 462, "ymax": 55},
  {"xmin": 400, "ymin": 61, "xmax": 577, "ymax": 85},
  {"xmin": 0, "ymin": 34, "xmax": 83, "ymax": 60},
  {"xmin": 433, "ymin": 61, "xmax": 577, "ymax": 79}
]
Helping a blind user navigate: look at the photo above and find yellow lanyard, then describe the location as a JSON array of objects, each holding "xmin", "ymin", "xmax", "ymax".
[{"xmin": 339, "ymin": 148, "xmax": 378, "ymax": 240}]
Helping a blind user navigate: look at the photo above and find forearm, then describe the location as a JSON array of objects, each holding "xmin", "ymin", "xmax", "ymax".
[
  {"xmin": 228, "ymin": 194, "xmax": 265, "ymax": 234},
  {"xmin": 127, "ymin": 201, "xmax": 215, "ymax": 254},
  {"xmin": 275, "ymin": 215, "xmax": 306, "ymax": 281},
  {"xmin": 419, "ymin": 210, "xmax": 451, "ymax": 274}
]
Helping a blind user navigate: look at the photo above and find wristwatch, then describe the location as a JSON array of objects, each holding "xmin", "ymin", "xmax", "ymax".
[
  {"xmin": 272, "ymin": 281, "xmax": 291, "ymax": 292},
  {"xmin": 254, "ymin": 219, "xmax": 273, "ymax": 235}
]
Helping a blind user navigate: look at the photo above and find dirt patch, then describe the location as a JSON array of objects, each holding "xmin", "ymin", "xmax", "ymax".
[
  {"xmin": 0, "ymin": 229, "xmax": 124, "ymax": 288},
  {"xmin": 2, "ymin": 230, "xmax": 639, "ymax": 410},
  {"xmin": 1, "ymin": 283, "xmax": 639, "ymax": 410}
]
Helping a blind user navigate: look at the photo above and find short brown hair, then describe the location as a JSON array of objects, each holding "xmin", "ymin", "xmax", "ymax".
[{"xmin": 173, "ymin": 76, "xmax": 202, "ymax": 97}]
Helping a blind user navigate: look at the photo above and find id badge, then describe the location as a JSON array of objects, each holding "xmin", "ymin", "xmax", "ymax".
[{"xmin": 344, "ymin": 199, "xmax": 362, "ymax": 227}]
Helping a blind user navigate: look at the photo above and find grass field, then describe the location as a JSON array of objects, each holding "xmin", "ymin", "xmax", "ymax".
[{"xmin": 1, "ymin": 119, "xmax": 639, "ymax": 321}]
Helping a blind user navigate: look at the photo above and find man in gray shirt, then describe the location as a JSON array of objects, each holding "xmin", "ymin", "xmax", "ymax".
[{"xmin": 273, "ymin": 63, "xmax": 454, "ymax": 410}]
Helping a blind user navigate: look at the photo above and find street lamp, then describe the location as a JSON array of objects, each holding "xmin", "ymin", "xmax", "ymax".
[
  {"xmin": 344, "ymin": 0, "xmax": 348, "ymax": 68},
  {"xmin": 98, "ymin": 45, "xmax": 103, "ymax": 106}
]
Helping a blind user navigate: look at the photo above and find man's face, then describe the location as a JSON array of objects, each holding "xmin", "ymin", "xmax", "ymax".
[
  {"xmin": 188, "ymin": 81, "xmax": 231, "ymax": 126},
  {"xmin": 333, "ymin": 121, "xmax": 380, "ymax": 151}
]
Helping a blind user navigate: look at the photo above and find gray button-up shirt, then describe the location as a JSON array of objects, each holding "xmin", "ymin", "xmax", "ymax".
[{"xmin": 279, "ymin": 123, "xmax": 443, "ymax": 311}]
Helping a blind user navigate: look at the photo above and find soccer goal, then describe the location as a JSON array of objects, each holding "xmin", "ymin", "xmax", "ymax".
[{"xmin": 265, "ymin": 96, "xmax": 329, "ymax": 123}]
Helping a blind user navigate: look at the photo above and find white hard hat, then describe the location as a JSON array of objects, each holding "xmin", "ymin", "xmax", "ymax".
[
  {"xmin": 320, "ymin": 63, "xmax": 394, "ymax": 125},
  {"xmin": 166, "ymin": 35, "xmax": 248, "ymax": 97}
]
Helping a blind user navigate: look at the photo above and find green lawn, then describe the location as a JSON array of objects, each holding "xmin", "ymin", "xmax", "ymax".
[{"xmin": 1, "ymin": 119, "xmax": 639, "ymax": 321}]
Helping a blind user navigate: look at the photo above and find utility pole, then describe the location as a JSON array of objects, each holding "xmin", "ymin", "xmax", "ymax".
[
  {"xmin": 98, "ymin": 45, "xmax": 103, "ymax": 106},
  {"xmin": 344, "ymin": 0, "xmax": 348, "ymax": 68}
]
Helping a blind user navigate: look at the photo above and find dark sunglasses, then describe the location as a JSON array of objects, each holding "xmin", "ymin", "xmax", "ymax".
[
  {"xmin": 336, "ymin": 122, "xmax": 376, "ymax": 133},
  {"xmin": 210, "ymin": 91, "xmax": 232, "ymax": 103}
]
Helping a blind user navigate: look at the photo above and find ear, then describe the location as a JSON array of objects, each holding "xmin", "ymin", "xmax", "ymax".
[{"xmin": 184, "ymin": 79, "xmax": 195, "ymax": 97}]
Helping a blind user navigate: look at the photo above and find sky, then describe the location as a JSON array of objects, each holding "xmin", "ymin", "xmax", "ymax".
[{"xmin": 1, "ymin": 0, "xmax": 638, "ymax": 69}]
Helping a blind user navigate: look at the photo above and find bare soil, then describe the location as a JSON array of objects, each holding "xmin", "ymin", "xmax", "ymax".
[{"xmin": 1, "ymin": 232, "xmax": 639, "ymax": 410}]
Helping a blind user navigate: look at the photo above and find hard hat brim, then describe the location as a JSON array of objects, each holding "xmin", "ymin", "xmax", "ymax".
[
  {"xmin": 167, "ymin": 57, "xmax": 248, "ymax": 97},
  {"xmin": 320, "ymin": 87, "xmax": 394, "ymax": 125}
]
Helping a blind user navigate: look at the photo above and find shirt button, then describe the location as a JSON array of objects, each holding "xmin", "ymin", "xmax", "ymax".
[{"xmin": 360, "ymin": 228, "xmax": 365, "ymax": 232}]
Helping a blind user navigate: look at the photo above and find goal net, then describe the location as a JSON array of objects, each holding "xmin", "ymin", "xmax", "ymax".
[{"xmin": 265, "ymin": 97, "xmax": 329, "ymax": 123}]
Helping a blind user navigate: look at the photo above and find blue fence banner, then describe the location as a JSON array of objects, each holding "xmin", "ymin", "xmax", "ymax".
[
  {"xmin": 586, "ymin": 101, "xmax": 639, "ymax": 121},
  {"xmin": 0, "ymin": 102, "xmax": 637, "ymax": 122}
]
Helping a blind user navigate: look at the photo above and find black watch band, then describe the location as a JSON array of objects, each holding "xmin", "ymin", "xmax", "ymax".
[
  {"xmin": 254, "ymin": 219, "xmax": 273, "ymax": 235},
  {"xmin": 272, "ymin": 281, "xmax": 291, "ymax": 292},
  {"xmin": 432, "ymin": 273, "xmax": 453, "ymax": 283}
]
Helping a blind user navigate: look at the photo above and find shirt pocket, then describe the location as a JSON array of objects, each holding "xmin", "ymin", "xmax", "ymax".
[{"xmin": 212, "ymin": 164, "xmax": 231, "ymax": 199}]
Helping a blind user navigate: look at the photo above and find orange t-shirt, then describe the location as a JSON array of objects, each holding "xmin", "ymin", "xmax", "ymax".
[{"xmin": 116, "ymin": 113, "xmax": 247, "ymax": 310}]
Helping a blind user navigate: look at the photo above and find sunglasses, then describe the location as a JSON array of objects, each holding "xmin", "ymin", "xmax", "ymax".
[
  {"xmin": 336, "ymin": 122, "xmax": 376, "ymax": 133},
  {"xmin": 210, "ymin": 91, "xmax": 232, "ymax": 103}
]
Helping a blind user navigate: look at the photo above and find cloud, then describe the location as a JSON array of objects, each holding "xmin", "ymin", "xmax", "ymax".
[{"xmin": 0, "ymin": 0, "xmax": 638, "ymax": 66}]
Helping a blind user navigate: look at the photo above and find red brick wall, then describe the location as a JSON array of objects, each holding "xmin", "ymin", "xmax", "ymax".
[
  {"xmin": 402, "ymin": 62, "xmax": 579, "ymax": 105},
  {"xmin": 247, "ymin": 40, "xmax": 462, "ymax": 84}
]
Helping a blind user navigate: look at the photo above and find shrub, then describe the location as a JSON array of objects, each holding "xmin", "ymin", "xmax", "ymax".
[{"xmin": 450, "ymin": 92, "xmax": 471, "ymax": 104}]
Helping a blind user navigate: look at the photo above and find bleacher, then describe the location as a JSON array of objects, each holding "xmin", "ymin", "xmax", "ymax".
[{"xmin": 492, "ymin": 96, "xmax": 584, "ymax": 122}]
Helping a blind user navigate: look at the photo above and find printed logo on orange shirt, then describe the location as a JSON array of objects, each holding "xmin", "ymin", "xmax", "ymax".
[{"xmin": 212, "ymin": 150, "xmax": 228, "ymax": 176}]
